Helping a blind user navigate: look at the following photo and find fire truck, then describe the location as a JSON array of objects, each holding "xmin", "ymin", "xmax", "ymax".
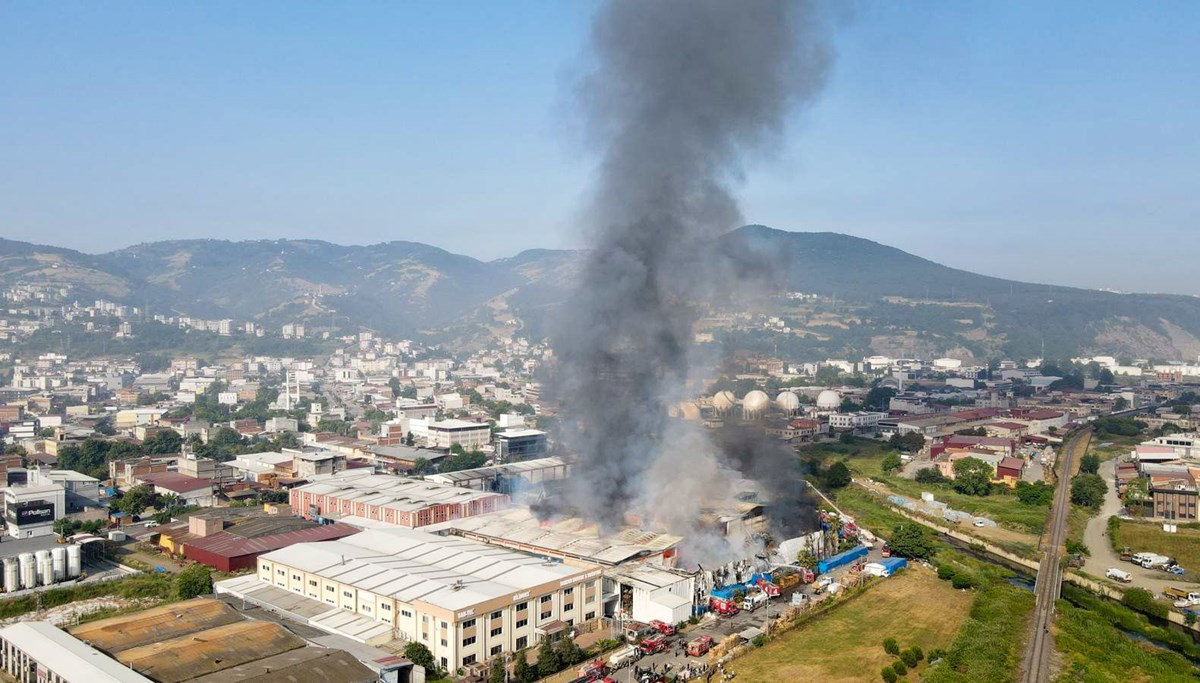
[
  {"xmin": 577, "ymin": 660, "xmax": 609, "ymax": 680},
  {"xmin": 686, "ymin": 635, "xmax": 714, "ymax": 657},
  {"xmin": 649, "ymin": 619, "xmax": 677, "ymax": 635},
  {"xmin": 639, "ymin": 633, "xmax": 668, "ymax": 655},
  {"xmin": 708, "ymin": 596, "xmax": 740, "ymax": 616}
]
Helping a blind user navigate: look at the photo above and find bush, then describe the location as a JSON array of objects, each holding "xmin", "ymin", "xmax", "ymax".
[
  {"xmin": 403, "ymin": 642, "xmax": 436, "ymax": 672},
  {"xmin": 892, "ymin": 660, "xmax": 908, "ymax": 676},
  {"xmin": 936, "ymin": 564, "xmax": 956, "ymax": 581},
  {"xmin": 1121, "ymin": 588, "xmax": 1168, "ymax": 619},
  {"xmin": 951, "ymin": 573, "xmax": 976, "ymax": 590},
  {"xmin": 900, "ymin": 649, "xmax": 919, "ymax": 667},
  {"xmin": 915, "ymin": 468, "xmax": 948, "ymax": 485},
  {"xmin": 881, "ymin": 666, "xmax": 898, "ymax": 683},
  {"xmin": 826, "ymin": 461, "xmax": 852, "ymax": 489},
  {"xmin": 1065, "ymin": 539, "xmax": 1089, "ymax": 556},
  {"xmin": 1015, "ymin": 480, "xmax": 1053, "ymax": 506},
  {"xmin": 174, "ymin": 564, "xmax": 213, "ymax": 600},
  {"xmin": 909, "ymin": 646, "xmax": 924, "ymax": 661},
  {"xmin": 889, "ymin": 524, "xmax": 936, "ymax": 560},
  {"xmin": 927, "ymin": 648, "xmax": 946, "ymax": 662},
  {"xmin": 883, "ymin": 637, "xmax": 900, "ymax": 655},
  {"xmin": 881, "ymin": 453, "xmax": 902, "ymax": 473},
  {"xmin": 751, "ymin": 635, "xmax": 766, "ymax": 648}
]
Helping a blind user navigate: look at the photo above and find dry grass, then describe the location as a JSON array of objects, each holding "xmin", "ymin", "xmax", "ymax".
[
  {"xmin": 728, "ymin": 567, "xmax": 971, "ymax": 683},
  {"xmin": 1112, "ymin": 519, "xmax": 1200, "ymax": 575}
]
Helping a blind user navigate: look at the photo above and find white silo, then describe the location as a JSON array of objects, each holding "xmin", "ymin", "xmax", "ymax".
[
  {"xmin": 19, "ymin": 553, "xmax": 36, "ymax": 589},
  {"xmin": 51, "ymin": 547, "xmax": 67, "ymax": 582},
  {"xmin": 3, "ymin": 558, "xmax": 18, "ymax": 593},
  {"xmin": 742, "ymin": 390, "xmax": 770, "ymax": 419},
  {"xmin": 36, "ymin": 550, "xmax": 52, "ymax": 587},
  {"xmin": 67, "ymin": 544, "xmax": 82, "ymax": 578},
  {"xmin": 775, "ymin": 391, "xmax": 801, "ymax": 414}
]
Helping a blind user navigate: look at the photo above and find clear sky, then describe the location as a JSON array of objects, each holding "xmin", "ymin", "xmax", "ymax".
[{"xmin": 1, "ymin": 1, "xmax": 1197, "ymax": 294}]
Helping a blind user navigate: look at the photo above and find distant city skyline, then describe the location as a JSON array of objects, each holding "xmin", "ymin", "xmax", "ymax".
[{"xmin": 2, "ymin": 2, "xmax": 1198, "ymax": 295}]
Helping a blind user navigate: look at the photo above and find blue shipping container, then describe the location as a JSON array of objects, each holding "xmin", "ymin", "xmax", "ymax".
[
  {"xmin": 710, "ymin": 586, "xmax": 736, "ymax": 600},
  {"xmin": 880, "ymin": 557, "xmax": 908, "ymax": 575},
  {"xmin": 817, "ymin": 545, "xmax": 869, "ymax": 575}
]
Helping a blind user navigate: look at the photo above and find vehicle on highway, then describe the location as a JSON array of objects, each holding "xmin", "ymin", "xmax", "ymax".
[{"xmin": 1105, "ymin": 568, "xmax": 1132, "ymax": 583}]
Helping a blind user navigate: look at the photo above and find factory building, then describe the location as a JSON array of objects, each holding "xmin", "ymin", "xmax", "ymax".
[
  {"xmin": 2, "ymin": 484, "xmax": 65, "ymax": 538},
  {"xmin": 423, "ymin": 457, "xmax": 570, "ymax": 493},
  {"xmin": 243, "ymin": 526, "xmax": 602, "ymax": 672},
  {"xmin": 289, "ymin": 470, "xmax": 508, "ymax": 528},
  {"xmin": 156, "ymin": 513, "xmax": 362, "ymax": 572},
  {"xmin": 0, "ymin": 621, "xmax": 152, "ymax": 683},
  {"xmin": 493, "ymin": 429, "xmax": 549, "ymax": 461}
]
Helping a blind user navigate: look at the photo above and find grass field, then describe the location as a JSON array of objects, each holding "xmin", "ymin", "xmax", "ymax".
[
  {"xmin": 800, "ymin": 438, "xmax": 1048, "ymax": 535},
  {"xmin": 728, "ymin": 568, "xmax": 972, "ymax": 683},
  {"xmin": 1111, "ymin": 519, "xmax": 1200, "ymax": 574}
]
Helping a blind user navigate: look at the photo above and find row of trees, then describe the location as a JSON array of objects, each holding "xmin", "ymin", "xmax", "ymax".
[{"xmin": 404, "ymin": 635, "xmax": 586, "ymax": 682}]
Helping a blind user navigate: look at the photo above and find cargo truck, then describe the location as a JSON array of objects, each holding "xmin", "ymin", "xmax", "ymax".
[
  {"xmin": 1163, "ymin": 587, "xmax": 1200, "ymax": 604},
  {"xmin": 1105, "ymin": 568, "xmax": 1132, "ymax": 583}
]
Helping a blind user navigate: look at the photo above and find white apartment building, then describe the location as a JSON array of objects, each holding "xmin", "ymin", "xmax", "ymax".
[
  {"xmin": 252, "ymin": 527, "xmax": 601, "ymax": 672},
  {"xmin": 828, "ymin": 411, "xmax": 888, "ymax": 430},
  {"xmin": 411, "ymin": 418, "xmax": 491, "ymax": 451}
]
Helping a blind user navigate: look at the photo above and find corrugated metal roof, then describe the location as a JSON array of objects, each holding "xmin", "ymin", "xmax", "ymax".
[
  {"xmin": 188, "ymin": 647, "xmax": 377, "ymax": 683},
  {"xmin": 68, "ymin": 598, "xmax": 241, "ymax": 654},
  {"xmin": 116, "ymin": 621, "xmax": 305, "ymax": 683},
  {"xmin": 0, "ymin": 621, "xmax": 152, "ymax": 683}
]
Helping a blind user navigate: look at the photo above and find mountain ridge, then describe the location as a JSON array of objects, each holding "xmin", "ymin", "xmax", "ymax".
[{"xmin": 3, "ymin": 227, "xmax": 1199, "ymax": 360}]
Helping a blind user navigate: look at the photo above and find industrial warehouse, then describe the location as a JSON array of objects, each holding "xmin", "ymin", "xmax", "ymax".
[
  {"xmin": 217, "ymin": 526, "xmax": 602, "ymax": 673},
  {"xmin": 289, "ymin": 470, "xmax": 509, "ymax": 528}
]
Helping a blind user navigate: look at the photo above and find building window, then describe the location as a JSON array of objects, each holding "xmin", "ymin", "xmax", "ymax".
[
  {"xmin": 490, "ymin": 627, "xmax": 502, "ymax": 637},
  {"xmin": 463, "ymin": 654, "xmax": 476, "ymax": 665},
  {"xmin": 516, "ymin": 636, "xmax": 528, "ymax": 650},
  {"xmin": 540, "ymin": 595, "xmax": 552, "ymax": 604},
  {"xmin": 261, "ymin": 564, "xmax": 269, "ymax": 572},
  {"xmin": 292, "ymin": 574, "xmax": 300, "ymax": 581},
  {"xmin": 516, "ymin": 618, "xmax": 528, "ymax": 628},
  {"xmin": 361, "ymin": 604, "xmax": 372, "ymax": 612},
  {"xmin": 491, "ymin": 645, "xmax": 502, "ymax": 656},
  {"xmin": 564, "ymin": 603, "xmax": 573, "ymax": 612},
  {"xmin": 586, "ymin": 594, "xmax": 595, "ymax": 604},
  {"xmin": 491, "ymin": 610, "xmax": 502, "ymax": 620},
  {"xmin": 277, "ymin": 569, "xmax": 285, "ymax": 576},
  {"xmin": 326, "ymin": 586, "xmax": 335, "ymax": 592},
  {"xmin": 463, "ymin": 636, "xmax": 476, "ymax": 646},
  {"xmin": 516, "ymin": 601, "xmax": 528, "ymax": 611},
  {"xmin": 402, "ymin": 609, "xmax": 413, "ymax": 617},
  {"xmin": 343, "ymin": 591, "xmax": 353, "ymax": 598},
  {"xmin": 585, "ymin": 612, "xmax": 595, "ymax": 621},
  {"xmin": 540, "ymin": 610, "xmax": 552, "ymax": 620},
  {"xmin": 381, "ymin": 604, "xmax": 392, "ymax": 611},
  {"xmin": 462, "ymin": 618, "xmax": 476, "ymax": 629},
  {"xmin": 308, "ymin": 580, "xmax": 317, "ymax": 586},
  {"xmin": 440, "ymin": 638, "xmax": 448, "ymax": 646},
  {"xmin": 563, "ymin": 587, "xmax": 573, "ymax": 595}
]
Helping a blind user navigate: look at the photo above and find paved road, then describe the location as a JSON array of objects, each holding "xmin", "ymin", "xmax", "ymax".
[
  {"xmin": 1082, "ymin": 458, "xmax": 1197, "ymax": 597},
  {"xmin": 1021, "ymin": 430, "xmax": 1089, "ymax": 683}
]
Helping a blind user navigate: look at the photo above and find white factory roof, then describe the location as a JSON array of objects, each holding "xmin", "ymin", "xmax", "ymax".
[
  {"xmin": 496, "ymin": 429, "xmax": 546, "ymax": 439},
  {"xmin": 260, "ymin": 526, "xmax": 594, "ymax": 612},
  {"xmin": 295, "ymin": 471, "xmax": 505, "ymax": 512},
  {"xmin": 439, "ymin": 507, "xmax": 682, "ymax": 566},
  {"xmin": 423, "ymin": 456, "xmax": 568, "ymax": 485},
  {"xmin": 0, "ymin": 621, "xmax": 152, "ymax": 683},
  {"xmin": 3, "ymin": 483, "xmax": 65, "ymax": 498},
  {"xmin": 429, "ymin": 419, "xmax": 489, "ymax": 430}
]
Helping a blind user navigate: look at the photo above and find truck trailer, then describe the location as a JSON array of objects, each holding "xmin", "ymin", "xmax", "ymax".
[{"xmin": 817, "ymin": 545, "xmax": 869, "ymax": 575}]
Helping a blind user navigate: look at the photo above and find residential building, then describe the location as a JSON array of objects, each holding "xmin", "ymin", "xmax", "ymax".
[
  {"xmin": 828, "ymin": 411, "xmax": 887, "ymax": 430},
  {"xmin": 414, "ymin": 419, "xmax": 491, "ymax": 451},
  {"xmin": 135, "ymin": 472, "xmax": 215, "ymax": 507}
]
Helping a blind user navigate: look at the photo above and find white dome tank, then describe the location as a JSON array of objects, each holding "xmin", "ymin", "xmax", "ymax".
[
  {"xmin": 742, "ymin": 390, "xmax": 771, "ymax": 418},
  {"xmin": 816, "ymin": 389, "xmax": 842, "ymax": 410},
  {"xmin": 712, "ymin": 390, "xmax": 736, "ymax": 413},
  {"xmin": 775, "ymin": 391, "xmax": 801, "ymax": 414}
]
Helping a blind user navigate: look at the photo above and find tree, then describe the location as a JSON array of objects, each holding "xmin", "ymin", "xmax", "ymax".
[
  {"xmin": 892, "ymin": 661, "xmax": 908, "ymax": 676},
  {"xmin": 915, "ymin": 468, "xmax": 948, "ymax": 485},
  {"xmin": 1079, "ymin": 454, "xmax": 1100, "ymax": 475},
  {"xmin": 890, "ymin": 432, "xmax": 925, "ymax": 452},
  {"xmin": 117, "ymin": 484, "xmax": 158, "ymax": 516},
  {"xmin": 865, "ymin": 386, "xmax": 897, "ymax": 411},
  {"xmin": 536, "ymin": 637, "xmax": 561, "ymax": 677},
  {"xmin": 881, "ymin": 666, "xmax": 898, "ymax": 683},
  {"xmin": 825, "ymin": 461, "xmax": 852, "ymax": 489},
  {"xmin": 512, "ymin": 651, "xmax": 534, "ymax": 683},
  {"xmin": 881, "ymin": 453, "xmax": 902, "ymax": 474},
  {"xmin": 888, "ymin": 524, "xmax": 935, "ymax": 560},
  {"xmin": 882, "ymin": 637, "xmax": 899, "ymax": 655},
  {"xmin": 556, "ymin": 635, "xmax": 583, "ymax": 666},
  {"xmin": 951, "ymin": 457, "xmax": 993, "ymax": 496},
  {"xmin": 143, "ymin": 429, "xmax": 183, "ymax": 454},
  {"xmin": 405, "ymin": 431, "xmax": 415, "ymax": 447},
  {"xmin": 403, "ymin": 641, "xmax": 437, "ymax": 673},
  {"xmin": 488, "ymin": 656, "xmax": 506, "ymax": 683},
  {"xmin": 1113, "ymin": 396, "xmax": 1129, "ymax": 411},
  {"xmin": 1098, "ymin": 368, "xmax": 1115, "ymax": 385},
  {"xmin": 1070, "ymin": 473, "xmax": 1106, "ymax": 509},
  {"xmin": 174, "ymin": 564, "xmax": 213, "ymax": 599},
  {"xmin": 1015, "ymin": 480, "xmax": 1053, "ymax": 506}
]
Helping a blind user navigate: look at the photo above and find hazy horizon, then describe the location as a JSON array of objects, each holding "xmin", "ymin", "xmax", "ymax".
[{"xmin": 2, "ymin": 2, "xmax": 1198, "ymax": 295}]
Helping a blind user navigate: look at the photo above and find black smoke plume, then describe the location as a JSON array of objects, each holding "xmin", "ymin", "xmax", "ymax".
[{"xmin": 551, "ymin": 0, "xmax": 833, "ymax": 562}]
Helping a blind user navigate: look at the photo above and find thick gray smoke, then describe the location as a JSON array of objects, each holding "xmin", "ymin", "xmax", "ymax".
[{"xmin": 552, "ymin": 0, "xmax": 832, "ymax": 563}]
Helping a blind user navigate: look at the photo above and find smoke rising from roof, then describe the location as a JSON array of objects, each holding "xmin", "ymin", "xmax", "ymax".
[{"xmin": 551, "ymin": 0, "xmax": 833, "ymax": 564}]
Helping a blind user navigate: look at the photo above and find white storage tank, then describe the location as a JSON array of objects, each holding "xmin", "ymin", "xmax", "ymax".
[
  {"xmin": 3, "ymin": 558, "xmax": 18, "ymax": 593},
  {"xmin": 66, "ymin": 544, "xmax": 82, "ymax": 578},
  {"xmin": 18, "ymin": 553, "xmax": 36, "ymax": 590},
  {"xmin": 51, "ymin": 547, "xmax": 67, "ymax": 582},
  {"xmin": 35, "ymin": 550, "xmax": 52, "ymax": 587}
]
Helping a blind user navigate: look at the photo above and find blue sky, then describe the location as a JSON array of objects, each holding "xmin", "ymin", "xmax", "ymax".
[{"xmin": 1, "ymin": 2, "xmax": 1197, "ymax": 294}]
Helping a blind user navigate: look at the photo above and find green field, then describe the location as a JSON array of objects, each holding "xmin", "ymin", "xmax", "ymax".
[
  {"xmin": 729, "ymin": 568, "xmax": 971, "ymax": 683},
  {"xmin": 1111, "ymin": 519, "xmax": 1200, "ymax": 575},
  {"xmin": 1056, "ymin": 586, "xmax": 1200, "ymax": 681},
  {"xmin": 802, "ymin": 438, "xmax": 1048, "ymax": 534}
]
